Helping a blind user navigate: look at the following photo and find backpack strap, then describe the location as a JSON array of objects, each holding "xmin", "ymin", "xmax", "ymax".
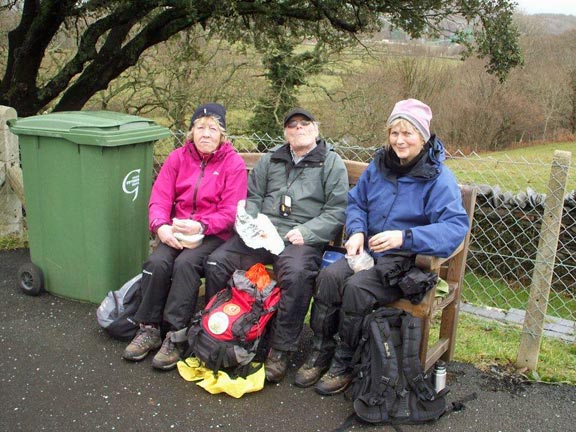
[
  {"xmin": 442, "ymin": 392, "xmax": 478, "ymax": 417},
  {"xmin": 400, "ymin": 312, "xmax": 437, "ymax": 401},
  {"xmin": 232, "ymin": 362, "xmax": 263, "ymax": 379},
  {"xmin": 207, "ymin": 346, "xmax": 227, "ymax": 377},
  {"xmin": 369, "ymin": 314, "xmax": 398, "ymax": 396},
  {"xmin": 350, "ymin": 312, "xmax": 371, "ymax": 368},
  {"xmin": 231, "ymin": 294, "xmax": 264, "ymax": 342}
]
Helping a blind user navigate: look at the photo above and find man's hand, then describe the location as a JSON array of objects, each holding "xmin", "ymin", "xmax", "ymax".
[
  {"xmin": 157, "ymin": 224, "xmax": 183, "ymax": 250},
  {"xmin": 285, "ymin": 228, "xmax": 304, "ymax": 245},
  {"xmin": 368, "ymin": 230, "xmax": 403, "ymax": 253}
]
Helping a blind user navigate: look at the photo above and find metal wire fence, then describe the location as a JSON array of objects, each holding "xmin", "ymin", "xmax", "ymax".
[{"xmin": 155, "ymin": 132, "xmax": 575, "ymax": 342}]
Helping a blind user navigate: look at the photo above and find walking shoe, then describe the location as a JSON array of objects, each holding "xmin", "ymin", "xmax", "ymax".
[
  {"xmin": 264, "ymin": 349, "xmax": 288, "ymax": 383},
  {"xmin": 151, "ymin": 332, "xmax": 181, "ymax": 370},
  {"xmin": 314, "ymin": 370, "xmax": 354, "ymax": 396},
  {"xmin": 294, "ymin": 353, "xmax": 329, "ymax": 388},
  {"xmin": 122, "ymin": 324, "xmax": 161, "ymax": 362}
]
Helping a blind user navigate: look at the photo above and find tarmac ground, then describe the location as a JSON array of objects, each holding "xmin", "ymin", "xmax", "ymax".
[{"xmin": 1, "ymin": 248, "xmax": 575, "ymax": 432}]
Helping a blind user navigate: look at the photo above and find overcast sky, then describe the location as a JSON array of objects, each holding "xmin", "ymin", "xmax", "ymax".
[{"xmin": 515, "ymin": 0, "xmax": 576, "ymax": 16}]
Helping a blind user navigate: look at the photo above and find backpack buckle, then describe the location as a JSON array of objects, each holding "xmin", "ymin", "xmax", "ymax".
[{"xmin": 412, "ymin": 373, "xmax": 426, "ymax": 383}]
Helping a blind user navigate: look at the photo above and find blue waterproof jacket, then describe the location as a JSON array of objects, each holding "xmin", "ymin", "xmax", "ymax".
[{"xmin": 346, "ymin": 136, "xmax": 469, "ymax": 258}]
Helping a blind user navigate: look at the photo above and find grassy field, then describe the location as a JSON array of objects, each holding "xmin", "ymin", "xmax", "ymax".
[
  {"xmin": 445, "ymin": 314, "xmax": 575, "ymax": 384},
  {"xmin": 462, "ymin": 273, "xmax": 575, "ymax": 321},
  {"xmin": 446, "ymin": 141, "xmax": 576, "ymax": 193}
]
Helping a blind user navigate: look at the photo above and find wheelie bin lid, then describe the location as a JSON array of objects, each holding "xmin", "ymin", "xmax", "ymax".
[{"xmin": 7, "ymin": 111, "xmax": 170, "ymax": 147}]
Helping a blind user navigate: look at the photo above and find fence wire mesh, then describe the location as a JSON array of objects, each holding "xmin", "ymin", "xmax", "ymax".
[{"xmin": 156, "ymin": 132, "xmax": 575, "ymax": 341}]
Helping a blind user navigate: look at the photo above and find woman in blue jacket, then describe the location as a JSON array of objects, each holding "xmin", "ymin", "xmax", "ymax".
[{"xmin": 294, "ymin": 99, "xmax": 470, "ymax": 395}]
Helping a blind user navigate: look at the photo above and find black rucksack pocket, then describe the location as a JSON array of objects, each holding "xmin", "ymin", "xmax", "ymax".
[
  {"xmin": 188, "ymin": 327, "xmax": 255, "ymax": 372},
  {"xmin": 408, "ymin": 390, "xmax": 448, "ymax": 423}
]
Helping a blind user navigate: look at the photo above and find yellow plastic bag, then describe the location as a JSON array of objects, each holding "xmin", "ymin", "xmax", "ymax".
[{"xmin": 177, "ymin": 357, "xmax": 265, "ymax": 399}]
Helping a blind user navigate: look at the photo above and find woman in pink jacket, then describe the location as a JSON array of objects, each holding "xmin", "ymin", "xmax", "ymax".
[{"xmin": 122, "ymin": 103, "xmax": 247, "ymax": 370}]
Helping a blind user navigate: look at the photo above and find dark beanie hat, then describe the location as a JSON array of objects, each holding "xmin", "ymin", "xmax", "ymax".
[
  {"xmin": 189, "ymin": 102, "xmax": 226, "ymax": 130},
  {"xmin": 283, "ymin": 107, "xmax": 315, "ymax": 127}
]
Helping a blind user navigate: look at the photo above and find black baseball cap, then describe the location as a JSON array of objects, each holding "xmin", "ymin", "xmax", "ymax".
[{"xmin": 283, "ymin": 108, "xmax": 315, "ymax": 127}]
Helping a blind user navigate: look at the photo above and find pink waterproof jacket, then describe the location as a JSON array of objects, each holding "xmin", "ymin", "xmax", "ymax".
[{"xmin": 148, "ymin": 140, "xmax": 247, "ymax": 240}]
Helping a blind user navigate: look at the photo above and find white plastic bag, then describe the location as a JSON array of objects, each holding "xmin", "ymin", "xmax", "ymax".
[
  {"xmin": 173, "ymin": 232, "xmax": 204, "ymax": 249},
  {"xmin": 234, "ymin": 200, "xmax": 285, "ymax": 255},
  {"xmin": 346, "ymin": 250, "xmax": 374, "ymax": 273}
]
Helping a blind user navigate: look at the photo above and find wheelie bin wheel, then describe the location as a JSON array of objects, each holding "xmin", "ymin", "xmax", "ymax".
[{"xmin": 18, "ymin": 263, "xmax": 45, "ymax": 296}]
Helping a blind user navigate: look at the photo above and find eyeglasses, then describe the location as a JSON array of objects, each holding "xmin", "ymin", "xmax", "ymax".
[{"xmin": 286, "ymin": 119, "xmax": 312, "ymax": 128}]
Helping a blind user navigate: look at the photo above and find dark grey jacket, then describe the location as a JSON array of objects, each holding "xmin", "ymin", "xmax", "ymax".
[{"xmin": 246, "ymin": 140, "xmax": 348, "ymax": 247}]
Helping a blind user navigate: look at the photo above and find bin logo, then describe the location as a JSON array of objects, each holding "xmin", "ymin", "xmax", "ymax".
[{"xmin": 122, "ymin": 169, "xmax": 141, "ymax": 201}]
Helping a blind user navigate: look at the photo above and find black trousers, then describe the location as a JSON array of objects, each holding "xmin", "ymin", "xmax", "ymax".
[
  {"xmin": 205, "ymin": 234, "xmax": 322, "ymax": 352},
  {"xmin": 310, "ymin": 255, "xmax": 412, "ymax": 369},
  {"xmin": 134, "ymin": 236, "xmax": 224, "ymax": 331}
]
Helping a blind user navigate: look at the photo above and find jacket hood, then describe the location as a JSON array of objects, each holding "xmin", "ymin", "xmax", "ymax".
[
  {"xmin": 428, "ymin": 135, "xmax": 446, "ymax": 163},
  {"xmin": 271, "ymin": 139, "xmax": 329, "ymax": 165},
  {"xmin": 375, "ymin": 135, "xmax": 444, "ymax": 181}
]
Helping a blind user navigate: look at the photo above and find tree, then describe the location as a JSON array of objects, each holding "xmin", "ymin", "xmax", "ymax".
[
  {"xmin": 248, "ymin": 32, "xmax": 329, "ymax": 139},
  {"xmin": 89, "ymin": 29, "xmax": 252, "ymax": 132},
  {"xmin": 1, "ymin": 0, "xmax": 522, "ymax": 117}
]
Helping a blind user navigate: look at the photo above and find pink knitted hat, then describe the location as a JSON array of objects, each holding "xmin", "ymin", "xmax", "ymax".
[{"xmin": 386, "ymin": 99, "xmax": 432, "ymax": 141}]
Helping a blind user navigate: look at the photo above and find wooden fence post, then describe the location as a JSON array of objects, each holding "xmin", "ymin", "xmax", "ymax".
[
  {"xmin": 516, "ymin": 150, "xmax": 572, "ymax": 370},
  {"xmin": 0, "ymin": 105, "xmax": 24, "ymax": 237}
]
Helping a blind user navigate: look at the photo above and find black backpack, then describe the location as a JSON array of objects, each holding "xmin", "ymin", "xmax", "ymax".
[
  {"xmin": 341, "ymin": 307, "xmax": 451, "ymax": 429},
  {"xmin": 96, "ymin": 274, "xmax": 142, "ymax": 340}
]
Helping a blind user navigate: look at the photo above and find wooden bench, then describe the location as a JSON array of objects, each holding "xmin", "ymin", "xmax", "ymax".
[{"xmin": 239, "ymin": 152, "xmax": 477, "ymax": 371}]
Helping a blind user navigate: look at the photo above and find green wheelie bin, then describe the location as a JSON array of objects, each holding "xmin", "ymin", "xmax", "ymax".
[{"xmin": 8, "ymin": 111, "xmax": 169, "ymax": 303}]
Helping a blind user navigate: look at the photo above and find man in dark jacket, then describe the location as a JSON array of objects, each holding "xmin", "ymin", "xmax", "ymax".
[{"xmin": 205, "ymin": 108, "xmax": 349, "ymax": 382}]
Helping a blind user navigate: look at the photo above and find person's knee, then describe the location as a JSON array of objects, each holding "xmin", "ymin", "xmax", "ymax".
[
  {"xmin": 144, "ymin": 251, "xmax": 173, "ymax": 274},
  {"xmin": 204, "ymin": 256, "xmax": 225, "ymax": 281},
  {"xmin": 205, "ymin": 243, "xmax": 236, "ymax": 274},
  {"xmin": 314, "ymin": 280, "xmax": 340, "ymax": 305},
  {"xmin": 204, "ymin": 254, "xmax": 233, "ymax": 299},
  {"xmin": 314, "ymin": 264, "xmax": 347, "ymax": 304},
  {"xmin": 173, "ymin": 253, "xmax": 199, "ymax": 275},
  {"xmin": 341, "ymin": 280, "xmax": 375, "ymax": 315}
]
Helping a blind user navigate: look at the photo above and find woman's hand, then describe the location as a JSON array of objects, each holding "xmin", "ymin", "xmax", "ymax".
[
  {"xmin": 157, "ymin": 224, "xmax": 183, "ymax": 250},
  {"xmin": 345, "ymin": 232, "xmax": 365, "ymax": 256},
  {"xmin": 368, "ymin": 230, "xmax": 403, "ymax": 253},
  {"xmin": 172, "ymin": 218, "xmax": 203, "ymax": 235}
]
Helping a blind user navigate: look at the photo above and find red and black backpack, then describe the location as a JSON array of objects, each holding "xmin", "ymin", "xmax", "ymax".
[{"xmin": 186, "ymin": 263, "xmax": 281, "ymax": 376}]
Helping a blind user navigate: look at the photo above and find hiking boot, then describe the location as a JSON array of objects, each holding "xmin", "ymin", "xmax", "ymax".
[
  {"xmin": 122, "ymin": 324, "xmax": 161, "ymax": 362},
  {"xmin": 314, "ymin": 370, "xmax": 354, "ymax": 396},
  {"xmin": 294, "ymin": 352, "xmax": 329, "ymax": 388},
  {"xmin": 151, "ymin": 332, "xmax": 181, "ymax": 370},
  {"xmin": 264, "ymin": 348, "xmax": 288, "ymax": 383}
]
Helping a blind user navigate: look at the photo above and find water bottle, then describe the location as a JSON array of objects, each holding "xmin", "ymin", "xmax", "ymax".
[{"xmin": 433, "ymin": 360, "xmax": 447, "ymax": 392}]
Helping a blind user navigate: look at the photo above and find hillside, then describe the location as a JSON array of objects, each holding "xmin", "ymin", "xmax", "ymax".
[{"xmin": 519, "ymin": 13, "xmax": 576, "ymax": 35}]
